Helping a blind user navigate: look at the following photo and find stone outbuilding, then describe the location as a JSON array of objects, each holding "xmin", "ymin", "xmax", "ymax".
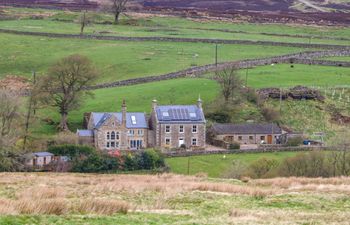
[{"xmin": 210, "ymin": 123, "xmax": 283, "ymax": 145}]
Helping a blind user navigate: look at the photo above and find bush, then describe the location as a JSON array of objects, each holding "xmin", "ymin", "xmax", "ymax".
[
  {"xmin": 222, "ymin": 160, "xmax": 247, "ymax": 179},
  {"xmin": 246, "ymin": 158, "xmax": 279, "ymax": 178},
  {"xmin": 205, "ymin": 111, "xmax": 231, "ymax": 123},
  {"xmin": 278, "ymin": 151, "xmax": 330, "ymax": 177},
  {"xmin": 138, "ymin": 149, "xmax": 165, "ymax": 170},
  {"xmin": 229, "ymin": 142, "xmax": 240, "ymax": 150},
  {"xmin": 285, "ymin": 137, "xmax": 303, "ymax": 147},
  {"xmin": 261, "ymin": 107, "xmax": 280, "ymax": 122},
  {"xmin": 48, "ymin": 144, "xmax": 95, "ymax": 159},
  {"xmin": 72, "ymin": 152, "xmax": 119, "ymax": 173}
]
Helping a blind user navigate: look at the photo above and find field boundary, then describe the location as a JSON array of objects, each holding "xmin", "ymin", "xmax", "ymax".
[
  {"xmin": 86, "ymin": 49, "xmax": 350, "ymax": 90},
  {"xmin": 163, "ymin": 146, "xmax": 327, "ymax": 157},
  {"xmin": 0, "ymin": 28, "xmax": 350, "ymax": 49}
]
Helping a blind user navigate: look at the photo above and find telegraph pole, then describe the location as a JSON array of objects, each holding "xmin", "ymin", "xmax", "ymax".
[
  {"xmin": 23, "ymin": 71, "xmax": 36, "ymax": 151},
  {"xmin": 215, "ymin": 44, "xmax": 218, "ymax": 67}
]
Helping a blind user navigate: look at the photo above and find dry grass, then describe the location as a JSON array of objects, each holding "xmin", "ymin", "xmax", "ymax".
[
  {"xmin": 0, "ymin": 172, "xmax": 350, "ymax": 223},
  {"xmin": 75, "ymin": 199, "xmax": 129, "ymax": 215},
  {"xmin": 192, "ymin": 182, "xmax": 277, "ymax": 198}
]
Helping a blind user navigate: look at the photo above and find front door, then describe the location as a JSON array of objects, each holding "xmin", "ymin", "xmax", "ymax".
[
  {"xmin": 179, "ymin": 138, "xmax": 185, "ymax": 147},
  {"xmin": 267, "ymin": 135, "xmax": 273, "ymax": 144}
]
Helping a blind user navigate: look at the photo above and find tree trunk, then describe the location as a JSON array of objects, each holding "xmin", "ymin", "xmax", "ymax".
[
  {"xmin": 59, "ymin": 112, "xmax": 69, "ymax": 131},
  {"xmin": 114, "ymin": 12, "xmax": 120, "ymax": 24}
]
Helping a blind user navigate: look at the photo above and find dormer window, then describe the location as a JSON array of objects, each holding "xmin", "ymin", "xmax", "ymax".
[{"xmin": 131, "ymin": 115, "xmax": 137, "ymax": 125}]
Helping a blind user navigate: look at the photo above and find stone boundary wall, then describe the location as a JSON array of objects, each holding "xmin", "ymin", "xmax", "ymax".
[
  {"xmin": 86, "ymin": 49, "xmax": 350, "ymax": 90},
  {"xmin": 163, "ymin": 146, "xmax": 327, "ymax": 157},
  {"xmin": 1, "ymin": 28, "xmax": 350, "ymax": 49}
]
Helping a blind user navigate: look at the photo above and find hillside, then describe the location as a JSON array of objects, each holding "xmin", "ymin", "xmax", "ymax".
[{"xmin": 2, "ymin": 0, "xmax": 350, "ymax": 25}]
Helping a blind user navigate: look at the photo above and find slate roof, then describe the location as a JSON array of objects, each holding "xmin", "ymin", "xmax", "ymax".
[
  {"xmin": 155, "ymin": 105, "xmax": 205, "ymax": 123},
  {"xmin": 77, "ymin": 130, "xmax": 94, "ymax": 137},
  {"xmin": 212, "ymin": 123, "xmax": 282, "ymax": 135},
  {"xmin": 33, "ymin": 152, "xmax": 54, "ymax": 157},
  {"xmin": 91, "ymin": 112, "xmax": 148, "ymax": 129}
]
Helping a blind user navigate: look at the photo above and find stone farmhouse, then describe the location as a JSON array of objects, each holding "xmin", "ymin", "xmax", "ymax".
[
  {"xmin": 77, "ymin": 98, "xmax": 206, "ymax": 151},
  {"xmin": 149, "ymin": 98, "xmax": 206, "ymax": 150},
  {"xmin": 209, "ymin": 123, "xmax": 284, "ymax": 145}
]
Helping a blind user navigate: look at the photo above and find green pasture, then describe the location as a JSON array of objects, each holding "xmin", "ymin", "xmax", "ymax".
[
  {"xmin": 165, "ymin": 151, "xmax": 299, "ymax": 177},
  {"xmin": 238, "ymin": 64, "xmax": 350, "ymax": 88},
  {"xmin": 0, "ymin": 33, "xmax": 307, "ymax": 82},
  {"xmin": 1, "ymin": 19, "xmax": 350, "ymax": 45}
]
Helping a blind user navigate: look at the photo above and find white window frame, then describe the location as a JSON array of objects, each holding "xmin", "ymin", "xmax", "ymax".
[
  {"xmin": 192, "ymin": 138, "xmax": 197, "ymax": 146},
  {"xmin": 179, "ymin": 125, "xmax": 184, "ymax": 133},
  {"xmin": 165, "ymin": 138, "xmax": 171, "ymax": 146},
  {"xmin": 165, "ymin": 125, "xmax": 171, "ymax": 133},
  {"xmin": 192, "ymin": 125, "xmax": 197, "ymax": 133}
]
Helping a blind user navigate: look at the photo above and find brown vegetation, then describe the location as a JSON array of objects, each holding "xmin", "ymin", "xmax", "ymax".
[{"xmin": 0, "ymin": 172, "xmax": 350, "ymax": 219}]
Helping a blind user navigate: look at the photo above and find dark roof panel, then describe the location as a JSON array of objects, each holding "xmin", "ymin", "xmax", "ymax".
[{"xmin": 156, "ymin": 105, "xmax": 205, "ymax": 123}]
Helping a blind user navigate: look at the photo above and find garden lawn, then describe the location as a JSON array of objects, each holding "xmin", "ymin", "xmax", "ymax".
[
  {"xmin": 165, "ymin": 151, "xmax": 300, "ymax": 177},
  {"xmin": 0, "ymin": 33, "xmax": 306, "ymax": 83}
]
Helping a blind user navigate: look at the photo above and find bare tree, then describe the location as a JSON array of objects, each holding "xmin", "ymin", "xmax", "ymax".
[
  {"xmin": 0, "ymin": 90, "xmax": 21, "ymax": 142},
  {"xmin": 79, "ymin": 11, "xmax": 92, "ymax": 35},
  {"xmin": 215, "ymin": 66, "xmax": 242, "ymax": 102},
  {"xmin": 105, "ymin": 0, "xmax": 128, "ymax": 24},
  {"xmin": 36, "ymin": 55, "xmax": 98, "ymax": 131}
]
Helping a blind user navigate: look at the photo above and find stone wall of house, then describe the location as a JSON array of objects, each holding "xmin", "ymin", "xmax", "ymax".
[
  {"xmin": 217, "ymin": 133, "xmax": 280, "ymax": 145},
  {"xmin": 157, "ymin": 123, "xmax": 206, "ymax": 149}
]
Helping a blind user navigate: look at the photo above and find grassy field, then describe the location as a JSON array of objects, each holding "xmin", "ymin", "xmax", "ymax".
[
  {"xmin": 238, "ymin": 64, "xmax": 350, "ymax": 88},
  {"xmin": 0, "ymin": 173, "xmax": 350, "ymax": 224},
  {"xmin": 1, "ymin": 7, "xmax": 350, "ymax": 45},
  {"xmin": 165, "ymin": 152, "xmax": 299, "ymax": 177},
  {"xmin": 0, "ymin": 33, "xmax": 307, "ymax": 83}
]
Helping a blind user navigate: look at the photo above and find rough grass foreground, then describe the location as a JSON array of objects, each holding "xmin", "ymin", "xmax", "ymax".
[{"xmin": 1, "ymin": 173, "xmax": 350, "ymax": 224}]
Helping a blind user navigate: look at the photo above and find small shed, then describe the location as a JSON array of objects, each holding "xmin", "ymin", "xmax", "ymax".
[{"xmin": 25, "ymin": 152, "xmax": 54, "ymax": 167}]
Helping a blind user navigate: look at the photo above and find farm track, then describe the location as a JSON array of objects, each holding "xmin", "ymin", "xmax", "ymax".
[{"xmin": 0, "ymin": 28, "xmax": 349, "ymax": 50}]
